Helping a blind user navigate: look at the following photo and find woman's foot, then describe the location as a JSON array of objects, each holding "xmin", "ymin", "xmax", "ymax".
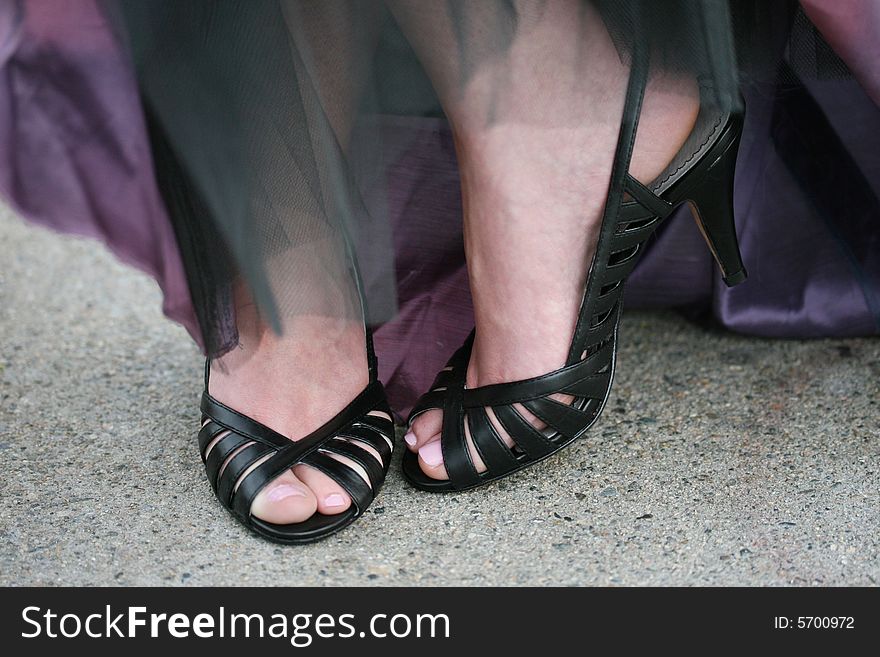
[
  {"xmin": 205, "ymin": 285, "xmax": 388, "ymax": 524},
  {"xmin": 403, "ymin": 4, "xmax": 701, "ymax": 479}
]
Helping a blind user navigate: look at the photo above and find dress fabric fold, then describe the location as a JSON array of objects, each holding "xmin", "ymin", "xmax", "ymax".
[{"xmin": 1, "ymin": 0, "xmax": 878, "ymax": 416}]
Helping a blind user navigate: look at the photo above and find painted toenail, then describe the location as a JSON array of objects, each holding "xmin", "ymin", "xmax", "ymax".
[
  {"xmin": 325, "ymin": 493, "xmax": 347, "ymax": 508},
  {"xmin": 419, "ymin": 441, "xmax": 443, "ymax": 467},
  {"xmin": 404, "ymin": 431, "xmax": 417, "ymax": 447},
  {"xmin": 266, "ymin": 484, "xmax": 308, "ymax": 502}
]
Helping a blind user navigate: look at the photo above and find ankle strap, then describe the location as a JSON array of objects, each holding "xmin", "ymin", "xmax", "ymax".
[
  {"xmin": 365, "ymin": 324, "xmax": 379, "ymax": 381},
  {"xmin": 567, "ymin": 41, "xmax": 649, "ymax": 365}
]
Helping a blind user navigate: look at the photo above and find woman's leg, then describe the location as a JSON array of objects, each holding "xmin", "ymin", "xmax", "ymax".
[
  {"xmin": 800, "ymin": 0, "xmax": 880, "ymax": 106},
  {"xmin": 207, "ymin": 249, "xmax": 374, "ymax": 523},
  {"xmin": 205, "ymin": 1, "xmax": 385, "ymax": 523},
  {"xmin": 389, "ymin": 0, "xmax": 701, "ymax": 478}
]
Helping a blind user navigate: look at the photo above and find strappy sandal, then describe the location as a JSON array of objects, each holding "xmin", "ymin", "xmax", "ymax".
[
  {"xmin": 199, "ymin": 328, "xmax": 394, "ymax": 543},
  {"xmin": 403, "ymin": 48, "xmax": 747, "ymax": 492}
]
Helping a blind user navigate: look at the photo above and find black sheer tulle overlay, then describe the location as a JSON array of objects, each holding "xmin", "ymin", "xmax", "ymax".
[{"xmin": 102, "ymin": 0, "xmax": 846, "ymax": 357}]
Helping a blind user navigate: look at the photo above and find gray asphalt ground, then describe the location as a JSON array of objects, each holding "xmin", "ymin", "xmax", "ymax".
[{"xmin": 1, "ymin": 205, "xmax": 878, "ymax": 586}]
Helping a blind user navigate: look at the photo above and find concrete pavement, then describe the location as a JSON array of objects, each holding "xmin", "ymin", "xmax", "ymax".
[{"xmin": 1, "ymin": 205, "xmax": 878, "ymax": 586}]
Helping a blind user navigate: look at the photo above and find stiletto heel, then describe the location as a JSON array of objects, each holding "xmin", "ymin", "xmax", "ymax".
[
  {"xmin": 666, "ymin": 112, "xmax": 747, "ymax": 286},
  {"xmin": 403, "ymin": 51, "xmax": 750, "ymax": 492}
]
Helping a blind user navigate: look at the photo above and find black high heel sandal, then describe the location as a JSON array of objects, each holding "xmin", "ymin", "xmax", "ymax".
[
  {"xmin": 403, "ymin": 51, "xmax": 747, "ymax": 492},
  {"xmin": 199, "ymin": 327, "xmax": 394, "ymax": 543}
]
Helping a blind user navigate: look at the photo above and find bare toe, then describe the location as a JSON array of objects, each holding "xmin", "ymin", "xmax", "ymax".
[
  {"xmin": 294, "ymin": 464, "xmax": 352, "ymax": 515},
  {"xmin": 407, "ymin": 408, "xmax": 443, "ymax": 451},
  {"xmin": 416, "ymin": 439, "xmax": 450, "ymax": 480},
  {"xmin": 250, "ymin": 469, "xmax": 318, "ymax": 524}
]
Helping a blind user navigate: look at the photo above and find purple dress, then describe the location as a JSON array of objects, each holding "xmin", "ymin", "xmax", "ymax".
[{"xmin": 2, "ymin": 0, "xmax": 878, "ymax": 416}]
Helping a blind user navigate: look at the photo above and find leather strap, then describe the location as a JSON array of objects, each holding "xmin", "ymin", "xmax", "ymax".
[
  {"xmin": 467, "ymin": 406, "xmax": 519, "ymax": 473},
  {"xmin": 624, "ymin": 174, "xmax": 674, "ymax": 218},
  {"xmin": 568, "ymin": 43, "xmax": 650, "ymax": 365},
  {"xmin": 199, "ymin": 374, "xmax": 392, "ymax": 524},
  {"xmin": 462, "ymin": 339, "xmax": 614, "ymax": 408},
  {"xmin": 439, "ymin": 359, "xmax": 480, "ymax": 488}
]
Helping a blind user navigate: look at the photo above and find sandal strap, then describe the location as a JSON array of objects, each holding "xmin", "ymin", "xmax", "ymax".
[
  {"xmin": 462, "ymin": 339, "xmax": 614, "ymax": 408},
  {"xmin": 567, "ymin": 43, "xmax": 650, "ymax": 364},
  {"xmin": 338, "ymin": 425, "xmax": 393, "ymax": 467},
  {"xmin": 408, "ymin": 333, "xmax": 473, "ymax": 422},
  {"xmin": 198, "ymin": 378, "xmax": 392, "ymax": 523},
  {"xmin": 201, "ymin": 394, "xmax": 291, "ymax": 451},
  {"xmin": 413, "ymin": 336, "xmax": 613, "ymax": 487},
  {"xmin": 440, "ymin": 380, "xmax": 480, "ymax": 488},
  {"xmin": 324, "ymin": 437, "xmax": 386, "ymax": 490},
  {"xmin": 300, "ymin": 451, "xmax": 374, "ymax": 511},
  {"xmin": 467, "ymin": 406, "xmax": 519, "ymax": 473}
]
